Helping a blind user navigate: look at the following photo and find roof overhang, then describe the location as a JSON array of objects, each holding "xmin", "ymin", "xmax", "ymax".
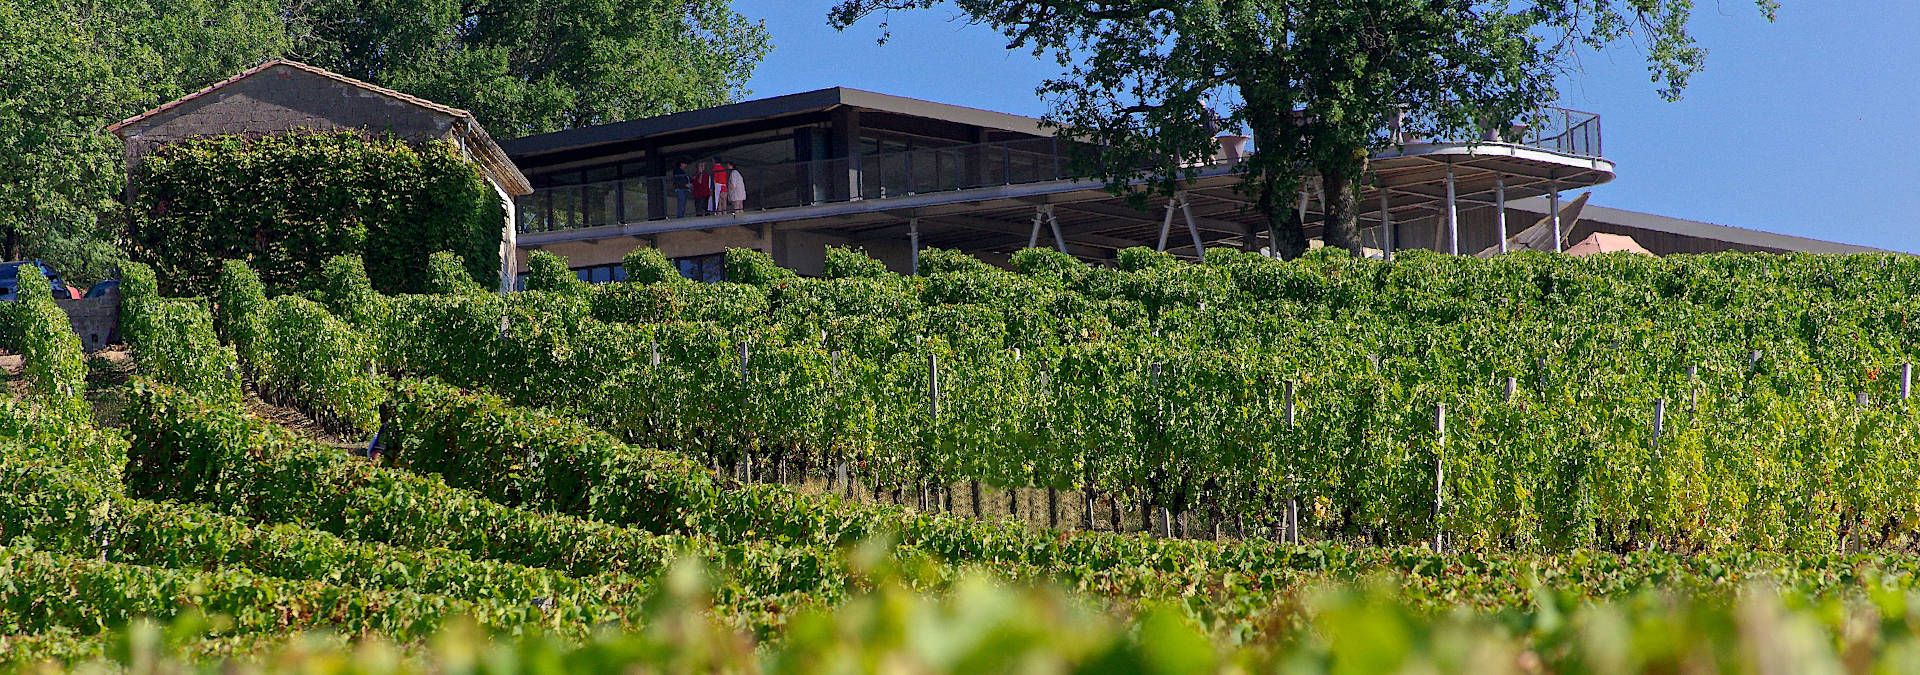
[{"xmin": 500, "ymin": 87, "xmax": 1053, "ymax": 159}]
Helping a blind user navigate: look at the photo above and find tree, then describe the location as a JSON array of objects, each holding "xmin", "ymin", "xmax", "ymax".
[
  {"xmin": 829, "ymin": 0, "xmax": 1776, "ymax": 259},
  {"xmin": 0, "ymin": 0, "xmax": 284, "ymax": 281},
  {"xmin": 283, "ymin": 0, "xmax": 772, "ymax": 137}
]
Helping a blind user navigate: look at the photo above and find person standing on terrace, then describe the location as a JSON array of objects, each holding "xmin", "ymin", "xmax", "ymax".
[
  {"xmin": 708, "ymin": 157, "xmax": 732, "ymax": 214},
  {"xmin": 671, "ymin": 159, "xmax": 693, "ymax": 218},
  {"xmin": 727, "ymin": 164, "xmax": 746, "ymax": 214}
]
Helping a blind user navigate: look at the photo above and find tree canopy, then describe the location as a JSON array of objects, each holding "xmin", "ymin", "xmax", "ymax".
[
  {"xmin": 282, "ymin": 0, "xmax": 770, "ymax": 138},
  {"xmin": 829, "ymin": 0, "xmax": 1778, "ymax": 259},
  {"xmin": 0, "ymin": 0, "xmax": 768, "ymax": 281},
  {"xmin": 0, "ymin": 0, "xmax": 286, "ymax": 281}
]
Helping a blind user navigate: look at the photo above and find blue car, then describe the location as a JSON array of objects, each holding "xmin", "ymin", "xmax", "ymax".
[{"xmin": 0, "ymin": 260, "xmax": 73, "ymax": 301}]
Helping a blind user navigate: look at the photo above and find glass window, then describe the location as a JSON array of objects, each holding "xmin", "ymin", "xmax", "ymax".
[
  {"xmin": 584, "ymin": 181, "xmax": 617, "ymax": 227},
  {"xmin": 570, "ymin": 263, "xmax": 629, "ymax": 285},
  {"xmin": 583, "ymin": 166, "xmax": 619, "ymax": 183},
  {"xmin": 673, "ymin": 253, "xmax": 726, "ymax": 284},
  {"xmin": 551, "ymin": 188, "xmax": 579, "ymax": 230},
  {"xmin": 621, "ymin": 178, "xmax": 649, "ymax": 223}
]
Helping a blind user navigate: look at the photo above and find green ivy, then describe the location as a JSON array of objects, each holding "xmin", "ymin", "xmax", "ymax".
[{"xmin": 130, "ymin": 132, "xmax": 502, "ymax": 295}]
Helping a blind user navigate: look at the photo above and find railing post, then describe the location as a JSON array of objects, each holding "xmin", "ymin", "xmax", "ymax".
[{"xmin": 909, "ymin": 218, "xmax": 921, "ymax": 274}]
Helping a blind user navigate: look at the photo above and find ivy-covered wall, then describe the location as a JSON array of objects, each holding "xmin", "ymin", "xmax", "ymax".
[{"xmin": 130, "ymin": 131, "xmax": 502, "ymax": 295}]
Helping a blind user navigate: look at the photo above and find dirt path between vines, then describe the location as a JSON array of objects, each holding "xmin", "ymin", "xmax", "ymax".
[{"xmin": 243, "ymin": 388, "xmax": 365, "ymax": 449}]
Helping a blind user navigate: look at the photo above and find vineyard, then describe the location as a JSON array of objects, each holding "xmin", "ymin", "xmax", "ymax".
[{"xmin": 8, "ymin": 246, "xmax": 1920, "ymax": 671}]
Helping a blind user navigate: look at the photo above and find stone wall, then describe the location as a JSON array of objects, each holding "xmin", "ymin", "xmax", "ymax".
[
  {"xmin": 55, "ymin": 289, "xmax": 120, "ymax": 353},
  {"xmin": 120, "ymin": 64, "xmax": 458, "ymax": 166}
]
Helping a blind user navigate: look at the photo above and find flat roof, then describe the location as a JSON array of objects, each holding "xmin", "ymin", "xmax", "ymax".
[
  {"xmin": 501, "ymin": 87, "xmax": 1052, "ymax": 158},
  {"xmin": 1507, "ymin": 197, "xmax": 1888, "ymax": 254}
]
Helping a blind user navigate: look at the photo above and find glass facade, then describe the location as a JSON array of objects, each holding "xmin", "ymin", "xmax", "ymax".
[
  {"xmin": 674, "ymin": 253, "xmax": 726, "ymax": 284},
  {"xmin": 567, "ymin": 253, "xmax": 726, "ymax": 286},
  {"xmin": 572, "ymin": 263, "xmax": 628, "ymax": 284},
  {"xmin": 512, "ymin": 119, "xmax": 1073, "ymax": 234}
]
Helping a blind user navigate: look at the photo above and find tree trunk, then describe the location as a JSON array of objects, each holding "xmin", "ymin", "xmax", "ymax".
[
  {"xmin": 1246, "ymin": 106, "xmax": 1309, "ymax": 260},
  {"xmin": 1266, "ymin": 197, "xmax": 1309, "ymax": 260},
  {"xmin": 1320, "ymin": 159, "xmax": 1364, "ymax": 255}
]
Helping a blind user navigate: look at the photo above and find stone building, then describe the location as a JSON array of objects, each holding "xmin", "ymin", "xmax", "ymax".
[{"xmin": 107, "ymin": 59, "xmax": 532, "ymax": 290}]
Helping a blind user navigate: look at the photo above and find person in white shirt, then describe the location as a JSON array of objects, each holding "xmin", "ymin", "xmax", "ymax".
[{"xmin": 727, "ymin": 166, "xmax": 746, "ymax": 214}]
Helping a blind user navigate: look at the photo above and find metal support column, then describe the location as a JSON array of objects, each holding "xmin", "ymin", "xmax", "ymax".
[
  {"xmin": 1549, "ymin": 178, "xmax": 1563, "ymax": 252},
  {"xmin": 1444, "ymin": 161, "xmax": 1459, "ymax": 255},
  {"xmin": 1180, "ymin": 195, "xmax": 1205, "ymax": 258},
  {"xmin": 1156, "ymin": 197, "xmax": 1178, "ymax": 252},
  {"xmin": 1029, "ymin": 207, "xmax": 1045, "ymax": 250},
  {"xmin": 1377, "ymin": 184, "xmax": 1394, "ymax": 261},
  {"xmin": 1495, "ymin": 176, "xmax": 1508, "ymax": 254},
  {"xmin": 1043, "ymin": 204, "xmax": 1067, "ymax": 253},
  {"xmin": 909, "ymin": 217, "xmax": 921, "ymax": 273}
]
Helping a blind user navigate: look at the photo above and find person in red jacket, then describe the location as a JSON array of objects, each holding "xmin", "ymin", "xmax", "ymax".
[
  {"xmin": 689, "ymin": 161, "xmax": 713, "ymax": 217},
  {"xmin": 708, "ymin": 157, "xmax": 731, "ymax": 214}
]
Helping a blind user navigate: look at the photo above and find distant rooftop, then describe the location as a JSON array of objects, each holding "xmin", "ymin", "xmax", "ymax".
[{"xmin": 1508, "ymin": 197, "xmax": 1886, "ymax": 254}]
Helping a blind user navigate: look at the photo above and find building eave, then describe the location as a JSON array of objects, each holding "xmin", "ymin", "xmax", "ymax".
[{"xmin": 500, "ymin": 87, "xmax": 1052, "ymax": 159}]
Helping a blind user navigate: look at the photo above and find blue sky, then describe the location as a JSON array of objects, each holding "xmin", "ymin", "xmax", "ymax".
[{"xmin": 737, "ymin": 2, "xmax": 1918, "ymax": 253}]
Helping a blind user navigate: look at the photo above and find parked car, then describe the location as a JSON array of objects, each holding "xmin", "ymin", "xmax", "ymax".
[{"xmin": 0, "ymin": 260, "xmax": 76, "ymax": 301}]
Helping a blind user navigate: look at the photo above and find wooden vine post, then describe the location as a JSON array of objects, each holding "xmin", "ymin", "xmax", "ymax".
[
  {"xmin": 1433, "ymin": 403, "xmax": 1447, "ymax": 554},
  {"xmin": 1283, "ymin": 379, "xmax": 1299, "ymax": 544},
  {"xmin": 737, "ymin": 338, "xmax": 751, "ymax": 483},
  {"xmin": 1653, "ymin": 399, "xmax": 1666, "ymax": 449}
]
